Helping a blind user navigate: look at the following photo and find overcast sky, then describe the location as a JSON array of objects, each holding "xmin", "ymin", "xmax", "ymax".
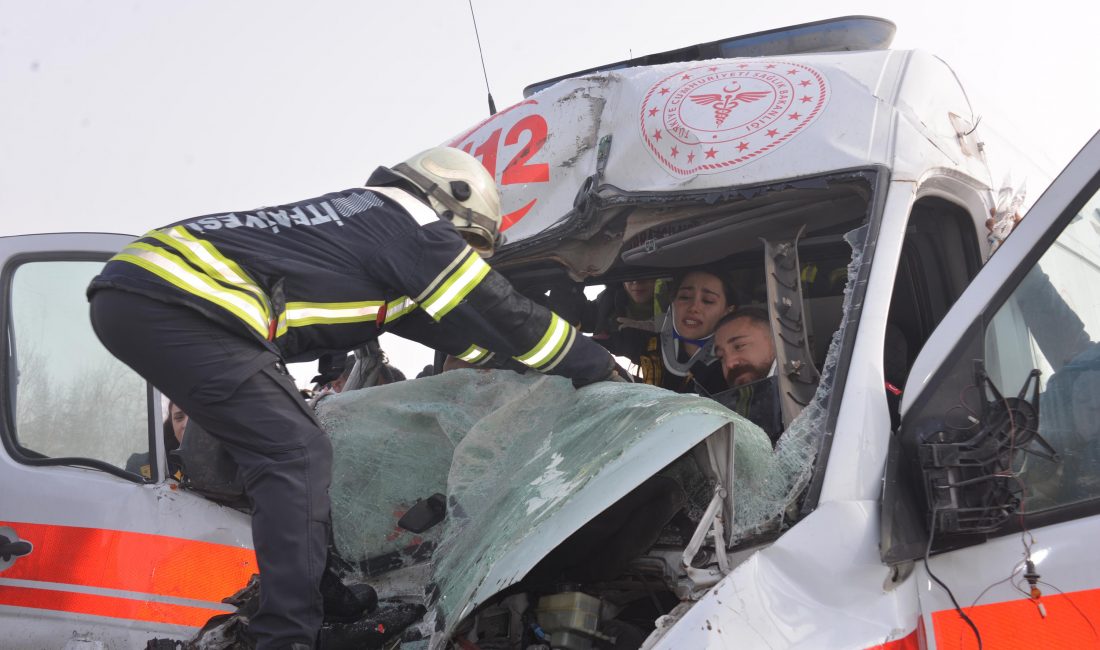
[{"xmin": 3, "ymin": 0, "xmax": 1098, "ymax": 380}]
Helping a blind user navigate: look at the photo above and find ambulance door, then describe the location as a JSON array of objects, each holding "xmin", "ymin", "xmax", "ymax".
[
  {"xmin": 0, "ymin": 234, "xmax": 254, "ymax": 649},
  {"xmin": 883, "ymin": 131, "xmax": 1100, "ymax": 648}
]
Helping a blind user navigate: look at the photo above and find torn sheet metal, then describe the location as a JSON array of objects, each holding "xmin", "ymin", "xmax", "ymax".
[
  {"xmin": 318, "ymin": 370, "xmax": 796, "ymax": 645},
  {"xmin": 642, "ymin": 500, "xmax": 919, "ymax": 650}
]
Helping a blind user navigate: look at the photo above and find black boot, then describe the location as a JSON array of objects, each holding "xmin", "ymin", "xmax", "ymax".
[{"xmin": 320, "ymin": 567, "xmax": 378, "ymax": 624}]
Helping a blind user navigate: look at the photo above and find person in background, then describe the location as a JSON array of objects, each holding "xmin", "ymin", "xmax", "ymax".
[
  {"xmin": 382, "ymin": 365, "xmax": 405, "ymax": 383},
  {"xmin": 592, "ymin": 279, "xmax": 670, "ymax": 358},
  {"xmin": 125, "ymin": 401, "xmax": 187, "ymax": 480},
  {"xmin": 166, "ymin": 400, "xmax": 189, "ymax": 446},
  {"xmin": 310, "ymin": 355, "xmax": 355, "ymax": 407},
  {"xmin": 310, "ymin": 353, "xmax": 351, "ymax": 393},
  {"xmin": 547, "ymin": 278, "xmax": 669, "ymax": 359}
]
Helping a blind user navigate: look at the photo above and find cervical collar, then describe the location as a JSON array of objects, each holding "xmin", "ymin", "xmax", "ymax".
[{"xmin": 659, "ymin": 308, "xmax": 716, "ymax": 377}]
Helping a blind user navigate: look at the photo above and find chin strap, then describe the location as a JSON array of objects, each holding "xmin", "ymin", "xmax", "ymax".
[{"xmin": 390, "ymin": 163, "xmax": 500, "ymax": 247}]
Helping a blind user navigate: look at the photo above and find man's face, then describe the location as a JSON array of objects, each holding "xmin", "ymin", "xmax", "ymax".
[
  {"xmin": 169, "ymin": 404, "xmax": 189, "ymax": 444},
  {"xmin": 623, "ymin": 279, "xmax": 656, "ymax": 305},
  {"xmin": 714, "ymin": 316, "xmax": 776, "ymax": 387}
]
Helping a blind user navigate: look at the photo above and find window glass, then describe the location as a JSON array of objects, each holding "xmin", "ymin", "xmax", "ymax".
[
  {"xmin": 984, "ymin": 186, "xmax": 1100, "ymax": 510},
  {"xmin": 9, "ymin": 261, "xmax": 148, "ymax": 469}
]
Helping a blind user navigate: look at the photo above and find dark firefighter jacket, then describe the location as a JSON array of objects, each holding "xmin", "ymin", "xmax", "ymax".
[{"xmin": 87, "ymin": 171, "xmax": 614, "ymax": 386}]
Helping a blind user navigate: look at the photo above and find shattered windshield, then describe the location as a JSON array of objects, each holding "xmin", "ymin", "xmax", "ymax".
[
  {"xmin": 319, "ymin": 289, "xmax": 858, "ymax": 637},
  {"xmin": 320, "ymin": 372, "xmax": 755, "ymax": 628}
]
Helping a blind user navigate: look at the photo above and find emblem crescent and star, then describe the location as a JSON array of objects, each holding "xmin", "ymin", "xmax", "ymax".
[{"xmin": 639, "ymin": 61, "xmax": 829, "ymax": 175}]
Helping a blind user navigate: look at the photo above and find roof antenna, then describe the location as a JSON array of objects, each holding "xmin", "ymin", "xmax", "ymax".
[{"xmin": 467, "ymin": 0, "xmax": 497, "ymax": 115}]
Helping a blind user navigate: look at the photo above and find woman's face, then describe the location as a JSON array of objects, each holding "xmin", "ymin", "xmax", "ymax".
[
  {"xmin": 169, "ymin": 404, "xmax": 189, "ymax": 444},
  {"xmin": 673, "ymin": 271, "xmax": 732, "ymax": 340},
  {"xmin": 623, "ymin": 279, "xmax": 656, "ymax": 305}
]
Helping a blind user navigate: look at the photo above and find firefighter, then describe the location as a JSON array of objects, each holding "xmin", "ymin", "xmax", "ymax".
[{"xmin": 86, "ymin": 147, "xmax": 620, "ymax": 650}]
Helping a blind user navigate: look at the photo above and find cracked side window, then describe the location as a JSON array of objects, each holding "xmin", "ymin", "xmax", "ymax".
[
  {"xmin": 8, "ymin": 261, "xmax": 148, "ymax": 471},
  {"xmin": 984, "ymin": 188, "xmax": 1100, "ymax": 511}
]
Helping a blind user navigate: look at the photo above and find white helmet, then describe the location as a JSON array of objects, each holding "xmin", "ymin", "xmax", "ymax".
[{"xmin": 391, "ymin": 147, "xmax": 502, "ymax": 256}]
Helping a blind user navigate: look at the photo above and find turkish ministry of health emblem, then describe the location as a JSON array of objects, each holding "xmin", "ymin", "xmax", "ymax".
[{"xmin": 639, "ymin": 61, "xmax": 829, "ymax": 176}]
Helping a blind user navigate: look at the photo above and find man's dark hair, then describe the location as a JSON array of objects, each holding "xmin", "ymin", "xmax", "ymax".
[{"xmin": 716, "ymin": 305, "xmax": 770, "ymax": 330}]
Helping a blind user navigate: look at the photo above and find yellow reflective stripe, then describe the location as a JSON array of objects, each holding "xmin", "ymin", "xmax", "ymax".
[
  {"xmin": 113, "ymin": 245, "xmax": 269, "ymax": 337},
  {"xmin": 515, "ymin": 313, "xmax": 570, "ymax": 369},
  {"xmin": 269, "ymin": 297, "xmax": 412, "ymax": 332},
  {"xmin": 274, "ymin": 310, "xmax": 288, "ymax": 338},
  {"xmin": 421, "ymin": 252, "xmax": 491, "ymax": 320},
  {"xmin": 384, "ymin": 296, "xmax": 417, "ymax": 324},
  {"xmin": 801, "ymin": 263, "xmax": 818, "ymax": 284},
  {"xmin": 158, "ymin": 227, "xmax": 250, "ymax": 284},
  {"xmin": 416, "ymin": 247, "xmax": 473, "ymax": 303},
  {"xmin": 149, "ymin": 227, "xmax": 271, "ymax": 312},
  {"xmin": 457, "ymin": 344, "xmax": 489, "ymax": 363},
  {"xmin": 537, "ymin": 327, "xmax": 575, "ymax": 373},
  {"xmin": 283, "ymin": 300, "xmax": 384, "ymax": 327}
]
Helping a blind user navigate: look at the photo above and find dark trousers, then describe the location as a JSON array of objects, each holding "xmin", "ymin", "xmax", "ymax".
[{"xmin": 89, "ymin": 289, "xmax": 331, "ymax": 650}]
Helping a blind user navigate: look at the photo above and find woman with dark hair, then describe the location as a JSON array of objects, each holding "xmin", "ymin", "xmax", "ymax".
[{"xmin": 637, "ymin": 266, "xmax": 738, "ymax": 394}]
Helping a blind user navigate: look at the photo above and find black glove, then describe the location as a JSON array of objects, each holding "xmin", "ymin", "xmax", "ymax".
[
  {"xmin": 607, "ymin": 361, "xmax": 634, "ymax": 383},
  {"xmin": 572, "ymin": 355, "xmax": 631, "ymax": 388}
]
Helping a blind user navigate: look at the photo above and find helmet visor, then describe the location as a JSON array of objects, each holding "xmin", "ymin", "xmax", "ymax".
[{"xmin": 460, "ymin": 227, "xmax": 495, "ymax": 257}]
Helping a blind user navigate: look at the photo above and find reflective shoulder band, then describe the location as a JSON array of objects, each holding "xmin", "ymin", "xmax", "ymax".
[{"xmin": 367, "ymin": 186, "xmax": 440, "ymax": 227}]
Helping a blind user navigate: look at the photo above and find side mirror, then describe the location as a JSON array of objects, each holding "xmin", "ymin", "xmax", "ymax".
[{"xmin": 882, "ymin": 333, "xmax": 1060, "ymax": 565}]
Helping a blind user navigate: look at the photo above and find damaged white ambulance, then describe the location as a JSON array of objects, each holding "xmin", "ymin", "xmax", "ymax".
[{"xmin": 3, "ymin": 15, "xmax": 1100, "ymax": 650}]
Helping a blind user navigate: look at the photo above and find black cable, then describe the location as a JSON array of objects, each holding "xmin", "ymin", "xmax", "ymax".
[
  {"xmin": 970, "ymin": 562, "xmax": 1022, "ymax": 608},
  {"xmin": 924, "ymin": 510, "xmax": 983, "ymax": 650}
]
